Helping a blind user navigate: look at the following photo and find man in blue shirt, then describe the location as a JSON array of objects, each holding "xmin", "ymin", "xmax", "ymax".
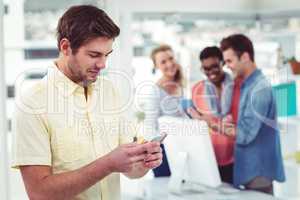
[{"xmin": 220, "ymin": 34, "xmax": 285, "ymax": 194}]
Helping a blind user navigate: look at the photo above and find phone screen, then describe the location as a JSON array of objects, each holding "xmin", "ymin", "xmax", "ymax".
[{"xmin": 151, "ymin": 133, "xmax": 167, "ymax": 143}]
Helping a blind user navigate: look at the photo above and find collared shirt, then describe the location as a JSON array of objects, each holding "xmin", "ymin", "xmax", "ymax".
[
  {"xmin": 203, "ymin": 72, "xmax": 233, "ymax": 117},
  {"xmin": 12, "ymin": 65, "xmax": 135, "ymax": 200},
  {"xmin": 233, "ymin": 69, "xmax": 285, "ymax": 187}
]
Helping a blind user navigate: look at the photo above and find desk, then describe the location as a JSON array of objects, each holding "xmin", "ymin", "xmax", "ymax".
[{"xmin": 142, "ymin": 178, "xmax": 281, "ymax": 200}]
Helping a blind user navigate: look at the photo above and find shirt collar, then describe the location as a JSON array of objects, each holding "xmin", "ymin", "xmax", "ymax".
[
  {"xmin": 241, "ymin": 68, "xmax": 261, "ymax": 89},
  {"xmin": 49, "ymin": 63, "xmax": 98, "ymax": 97}
]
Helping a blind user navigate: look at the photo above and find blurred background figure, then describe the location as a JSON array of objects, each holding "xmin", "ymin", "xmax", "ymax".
[
  {"xmin": 189, "ymin": 46, "xmax": 235, "ymax": 184},
  {"xmin": 143, "ymin": 44, "xmax": 185, "ymax": 177}
]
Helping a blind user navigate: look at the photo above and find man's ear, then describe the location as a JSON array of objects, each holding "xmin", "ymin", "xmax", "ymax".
[
  {"xmin": 59, "ymin": 38, "xmax": 72, "ymax": 56},
  {"xmin": 240, "ymin": 52, "xmax": 251, "ymax": 62}
]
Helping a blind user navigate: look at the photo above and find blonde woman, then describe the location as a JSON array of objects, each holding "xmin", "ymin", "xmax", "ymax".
[{"xmin": 144, "ymin": 45, "xmax": 185, "ymax": 177}]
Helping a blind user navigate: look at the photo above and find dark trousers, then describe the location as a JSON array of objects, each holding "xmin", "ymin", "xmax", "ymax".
[
  {"xmin": 245, "ymin": 177, "xmax": 274, "ymax": 195},
  {"xmin": 218, "ymin": 163, "xmax": 234, "ymax": 184},
  {"xmin": 152, "ymin": 144, "xmax": 171, "ymax": 177}
]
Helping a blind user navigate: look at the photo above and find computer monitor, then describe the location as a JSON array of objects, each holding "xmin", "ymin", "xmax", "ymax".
[{"xmin": 158, "ymin": 116, "xmax": 222, "ymax": 194}]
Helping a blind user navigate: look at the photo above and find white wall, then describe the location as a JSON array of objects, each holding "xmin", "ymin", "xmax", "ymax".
[
  {"xmin": 0, "ymin": 0, "xmax": 9, "ymax": 199},
  {"xmin": 119, "ymin": 0, "xmax": 300, "ymax": 13},
  {"xmin": 118, "ymin": 0, "xmax": 256, "ymax": 13},
  {"xmin": 258, "ymin": 0, "xmax": 300, "ymax": 11},
  {"xmin": 4, "ymin": 0, "xmax": 25, "ymax": 85},
  {"xmin": 4, "ymin": 0, "xmax": 24, "ymax": 46}
]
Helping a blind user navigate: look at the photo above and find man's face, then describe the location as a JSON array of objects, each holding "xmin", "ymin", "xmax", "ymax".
[
  {"xmin": 222, "ymin": 48, "xmax": 244, "ymax": 78},
  {"xmin": 67, "ymin": 37, "xmax": 113, "ymax": 84},
  {"xmin": 201, "ymin": 57, "xmax": 224, "ymax": 85}
]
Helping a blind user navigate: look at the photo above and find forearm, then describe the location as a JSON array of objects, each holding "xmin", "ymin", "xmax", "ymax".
[{"xmin": 23, "ymin": 155, "xmax": 112, "ymax": 200}]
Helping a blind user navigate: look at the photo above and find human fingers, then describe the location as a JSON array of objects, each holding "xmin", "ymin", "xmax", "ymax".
[
  {"xmin": 144, "ymin": 159, "xmax": 162, "ymax": 169},
  {"xmin": 129, "ymin": 154, "xmax": 147, "ymax": 163},
  {"xmin": 144, "ymin": 142, "xmax": 161, "ymax": 154},
  {"xmin": 144, "ymin": 152, "xmax": 162, "ymax": 162}
]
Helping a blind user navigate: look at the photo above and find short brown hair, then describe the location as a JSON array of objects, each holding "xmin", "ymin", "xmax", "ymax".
[
  {"xmin": 57, "ymin": 5, "xmax": 120, "ymax": 53},
  {"xmin": 150, "ymin": 44, "xmax": 184, "ymax": 86},
  {"xmin": 220, "ymin": 34, "xmax": 255, "ymax": 62}
]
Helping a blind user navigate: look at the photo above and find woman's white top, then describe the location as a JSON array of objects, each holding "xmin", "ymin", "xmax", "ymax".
[{"xmin": 142, "ymin": 84, "xmax": 186, "ymax": 139}]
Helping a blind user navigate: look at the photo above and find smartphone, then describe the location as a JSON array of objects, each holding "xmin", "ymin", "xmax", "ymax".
[
  {"xmin": 180, "ymin": 99, "xmax": 202, "ymax": 119},
  {"xmin": 150, "ymin": 133, "xmax": 167, "ymax": 143}
]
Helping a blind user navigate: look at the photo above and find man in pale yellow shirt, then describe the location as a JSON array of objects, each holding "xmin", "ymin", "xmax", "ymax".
[{"xmin": 12, "ymin": 5, "xmax": 162, "ymax": 200}]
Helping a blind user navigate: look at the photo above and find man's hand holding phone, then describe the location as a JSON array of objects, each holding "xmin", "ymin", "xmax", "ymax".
[
  {"xmin": 106, "ymin": 138, "xmax": 163, "ymax": 175},
  {"xmin": 131, "ymin": 133, "xmax": 167, "ymax": 169},
  {"xmin": 143, "ymin": 133, "xmax": 167, "ymax": 169}
]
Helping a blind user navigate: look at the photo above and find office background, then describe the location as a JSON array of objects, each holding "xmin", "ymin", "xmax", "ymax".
[{"xmin": 1, "ymin": 0, "xmax": 300, "ymax": 199}]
